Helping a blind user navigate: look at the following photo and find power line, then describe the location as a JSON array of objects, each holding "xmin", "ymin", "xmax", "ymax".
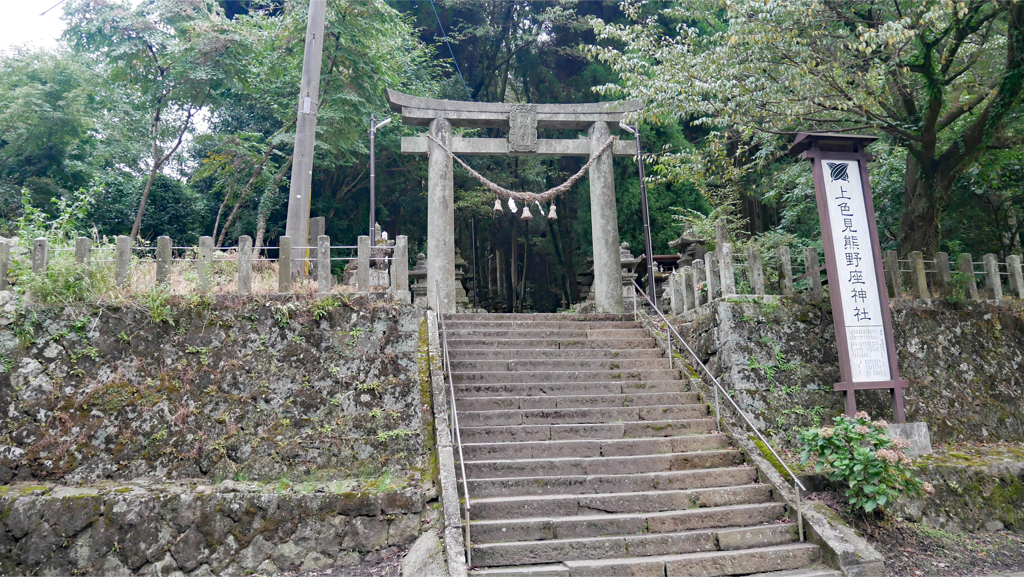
[
  {"xmin": 427, "ymin": 0, "xmax": 472, "ymax": 101},
  {"xmin": 40, "ymin": 0, "xmax": 68, "ymax": 17}
]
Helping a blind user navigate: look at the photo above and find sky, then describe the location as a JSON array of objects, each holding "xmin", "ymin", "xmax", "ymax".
[{"xmin": 0, "ymin": 1, "xmax": 68, "ymax": 54}]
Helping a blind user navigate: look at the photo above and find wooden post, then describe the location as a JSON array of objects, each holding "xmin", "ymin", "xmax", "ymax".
[
  {"xmin": 777, "ymin": 245, "xmax": 794, "ymax": 297},
  {"xmin": 719, "ymin": 243, "xmax": 736, "ymax": 296},
  {"xmin": 983, "ymin": 253, "xmax": 1002, "ymax": 300},
  {"xmin": 883, "ymin": 250, "xmax": 901, "ymax": 298},
  {"xmin": 803, "ymin": 246, "xmax": 822, "ymax": 300},
  {"xmin": 283, "ymin": 0, "xmax": 328, "ymax": 275},
  {"xmin": 692, "ymin": 259, "xmax": 705, "ymax": 307},
  {"xmin": 682, "ymin": 266, "xmax": 694, "ymax": 311},
  {"xmin": 238, "ymin": 235, "xmax": 253, "ymax": 295},
  {"xmin": 1007, "ymin": 255, "xmax": 1024, "ymax": 300},
  {"xmin": 156, "ymin": 236, "xmax": 172, "ymax": 286},
  {"xmin": 957, "ymin": 253, "xmax": 979, "ymax": 301},
  {"xmin": 747, "ymin": 245, "xmax": 765, "ymax": 295},
  {"xmin": 114, "ymin": 235, "xmax": 131, "ymax": 288},
  {"xmin": 317, "ymin": 235, "xmax": 331, "ymax": 294},
  {"xmin": 75, "ymin": 237, "xmax": 92, "ymax": 264},
  {"xmin": 933, "ymin": 252, "xmax": 952, "ymax": 298},
  {"xmin": 32, "ymin": 238, "xmax": 48, "ymax": 275},
  {"xmin": 705, "ymin": 252, "xmax": 720, "ymax": 301},
  {"xmin": 357, "ymin": 235, "xmax": 370, "ymax": 292},
  {"xmin": 909, "ymin": 251, "xmax": 930, "ymax": 299},
  {"xmin": 0, "ymin": 239, "xmax": 10, "ymax": 290},
  {"xmin": 278, "ymin": 236, "xmax": 292, "ymax": 293},
  {"xmin": 198, "ymin": 236, "xmax": 213, "ymax": 293}
]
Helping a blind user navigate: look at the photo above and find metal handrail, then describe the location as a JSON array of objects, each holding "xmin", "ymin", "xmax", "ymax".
[
  {"xmin": 631, "ymin": 280, "xmax": 806, "ymax": 542},
  {"xmin": 433, "ymin": 281, "xmax": 472, "ymax": 566}
]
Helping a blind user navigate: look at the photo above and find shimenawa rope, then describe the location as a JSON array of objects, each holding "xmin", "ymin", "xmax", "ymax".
[{"xmin": 425, "ymin": 133, "xmax": 617, "ymax": 203}]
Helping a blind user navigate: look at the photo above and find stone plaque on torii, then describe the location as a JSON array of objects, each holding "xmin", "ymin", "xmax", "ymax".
[{"xmin": 386, "ymin": 89, "xmax": 641, "ymax": 314}]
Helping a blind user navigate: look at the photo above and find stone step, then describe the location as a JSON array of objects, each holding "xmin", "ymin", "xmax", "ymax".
[
  {"xmin": 456, "ymin": 391, "xmax": 700, "ymax": 412},
  {"xmin": 470, "ymin": 523, "xmax": 796, "ymax": 567},
  {"xmin": 448, "ymin": 348, "xmax": 666, "ymax": 360},
  {"xmin": 463, "ymin": 449, "xmax": 745, "ymax": 480},
  {"xmin": 468, "ymin": 544, "xmax": 820, "ymax": 577},
  {"xmin": 446, "ymin": 337, "xmax": 657, "ymax": 350},
  {"xmin": 469, "ymin": 502, "xmax": 788, "ymax": 543},
  {"xmin": 745, "ymin": 569, "xmax": 845, "ymax": 577},
  {"xmin": 458, "ymin": 404, "xmax": 708, "ymax": 427},
  {"xmin": 461, "ymin": 433, "xmax": 730, "ymax": 460},
  {"xmin": 459, "ymin": 419, "xmax": 717, "ymax": 444},
  {"xmin": 446, "ymin": 320, "xmax": 643, "ymax": 330},
  {"xmin": 455, "ymin": 380, "xmax": 688, "ymax": 397},
  {"xmin": 450, "ymin": 368, "xmax": 681, "ymax": 384},
  {"xmin": 470, "ymin": 485, "xmax": 774, "ymax": 520},
  {"xmin": 448, "ymin": 313, "xmax": 634, "ymax": 321},
  {"xmin": 445, "ymin": 328, "xmax": 649, "ymax": 339},
  {"xmin": 467, "ymin": 466, "xmax": 760, "ymax": 498},
  {"xmin": 449, "ymin": 358, "xmax": 671, "ymax": 372}
]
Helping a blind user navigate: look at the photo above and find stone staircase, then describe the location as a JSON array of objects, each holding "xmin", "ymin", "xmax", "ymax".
[{"xmin": 443, "ymin": 312, "xmax": 840, "ymax": 577}]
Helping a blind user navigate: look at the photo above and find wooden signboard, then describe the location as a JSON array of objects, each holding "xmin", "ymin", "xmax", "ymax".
[{"xmin": 791, "ymin": 133, "xmax": 908, "ymax": 422}]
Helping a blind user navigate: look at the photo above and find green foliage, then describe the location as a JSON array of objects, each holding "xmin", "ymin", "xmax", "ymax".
[
  {"xmin": 18, "ymin": 253, "xmax": 113, "ymax": 305},
  {"xmin": 799, "ymin": 413, "xmax": 931, "ymax": 515},
  {"xmin": 141, "ymin": 287, "xmax": 175, "ymax": 325}
]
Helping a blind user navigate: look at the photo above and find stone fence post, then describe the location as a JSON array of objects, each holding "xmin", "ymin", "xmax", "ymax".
[
  {"xmin": 357, "ymin": 235, "xmax": 370, "ymax": 293},
  {"xmin": 317, "ymin": 235, "xmax": 332, "ymax": 294},
  {"xmin": 803, "ymin": 247, "xmax": 822, "ymax": 301},
  {"xmin": 114, "ymin": 235, "xmax": 131, "ymax": 288},
  {"xmin": 983, "ymin": 253, "xmax": 1002, "ymax": 300},
  {"xmin": 705, "ymin": 252, "xmax": 720, "ymax": 301},
  {"xmin": 1008, "ymin": 255, "xmax": 1024, "ymax": 300},
  {"xmin": 883, "ymin": 250, "xmax": 900, "ymax": 297},
  {"xmin": 238, "ymin": 236, "xmax": 253, "ymax": 295},
  {"xmin": 198, "ymin": 236, "xmax": 213, "ymax": 293},
  {"xmin": 956, "ymin": 253, "xmax": 979, "ymax": 301},
  {"xmin": 156, "ymin": 236, "xmax": 171, "ymax": 286},
  {"xmin": 32, "ymin": 237, "xmax": 48, "ymax": 275},
  {"xmin": 0, "ymin": 239, "xmax": 10, "ymax": 290},
  {"xmin": 682, "ymin": 266, "xmax": 694, "ymax": 311},
  {"xmin": 747, "ymin": 245, "xmax": 764, "ymax": 295},
  {"xmin": 669, "ymin": 272, "xmax": 682, "ymax": 314},
  {"xmin": 393, "ymin": 235, "xmax": 411, "ymax": 303},
  {"xmin": 278, "ymin": 236, "xmax": 292, "ymax": 293},
  {"xmin": 75, "ymin": 237, "xmax": 92, "ymax": 264},
  {"xmin": 692, "ymin": 259, "xmax": 705, "ymax": 307},
  {"xmin": 308, "ymin": 217, "xmax": 325, "ymax": 281},
  {"xmin": 909, "ymin": 251, "xmax": 930, "ymax": 299},
  {"xmin": 933, "ymin": 252, "xmax": 951, "ymax": 298},
  {"xmin": 777, "ymin": 246, "xmax": 794, "ymax": 297},
  {"xmin": 719, "ymin": 243, "xmax": 736, "ymax": 297}
]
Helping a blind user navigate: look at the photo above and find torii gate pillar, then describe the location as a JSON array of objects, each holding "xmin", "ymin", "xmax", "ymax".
[
  {"xmin": 427, "ymin": 118, "xmax": 456, "ymax": 314},
  {"xmin": 388, "ymin": 89, "xmax": 640, "ymax": 314},
  {"xmin": 589, "ymin": 121, "xmax": 624, "ymax": 313}
]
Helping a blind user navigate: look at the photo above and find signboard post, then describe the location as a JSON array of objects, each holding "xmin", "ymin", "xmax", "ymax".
[{"xmin": 791, "ymin": 133, "xmax": 908, "ymax": 422}]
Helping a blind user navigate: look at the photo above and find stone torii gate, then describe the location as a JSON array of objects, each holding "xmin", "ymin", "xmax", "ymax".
[{"xmin": 386, "ymin": 89, "xmax": 641, "ymax": 314}]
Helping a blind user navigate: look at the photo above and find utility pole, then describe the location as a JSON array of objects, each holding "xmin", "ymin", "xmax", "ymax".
[
  {"xmin": 284, "ymin": 0, "xmax": 327, "ymax": 275},
  {"xmin": 369, "ymin": 114, "xmax": 392, "ymax": 243},
  {"xmin": 620, "ymin": 122, "xmax": 657, "ymax": 308}
]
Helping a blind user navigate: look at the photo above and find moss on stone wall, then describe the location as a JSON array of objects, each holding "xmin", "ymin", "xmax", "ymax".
[{"xmin": 0, "ymin": 294, "xmax": 427, "ymax": 486}]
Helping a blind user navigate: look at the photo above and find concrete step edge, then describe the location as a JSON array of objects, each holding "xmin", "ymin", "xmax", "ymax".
[
  {"xmin": 470, "ymin": 521, "xmax": 795, "ymax": 549},
  {"xmin": 468, "ymin": 484, "xmax": 769, "ymax": 507},
  {"xmin": 468, "ymin": 501, "xmax": 786, "ymax": 528},
  {"xmin": 459, "ymin": 418, "xmax": 717, "ymax": 432},
  {"xmin": 462, "ymin": 449, "xmax": 740, "ymax": 467},
  {"xmin": 461, "ymin": 433, "xmax": 728, "ymax": 450}
]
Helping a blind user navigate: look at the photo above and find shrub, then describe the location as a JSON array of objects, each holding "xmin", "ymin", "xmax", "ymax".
[{"xmin": 799, "ymin": 412, "xmax": 932, "ymax": 514}]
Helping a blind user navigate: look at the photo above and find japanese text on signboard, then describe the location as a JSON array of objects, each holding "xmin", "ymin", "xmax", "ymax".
[{"xmin": 821, "ymin": 160, "xmax": 891, "ymax": 382}]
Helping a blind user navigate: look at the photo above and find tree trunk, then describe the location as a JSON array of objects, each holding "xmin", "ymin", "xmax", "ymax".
[
  {"xmin": 899, "ymin": 155, "xmax": 943, "ymax": 255},
  {"xmin": 131, "ymin": 146, "xmax": 161, "ymax": 242}
]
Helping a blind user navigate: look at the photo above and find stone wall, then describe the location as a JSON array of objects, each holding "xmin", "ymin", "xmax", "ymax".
[
  {"xmin": 0, "ymin": 480, "xmax": 432, "ymax": 576},
  {"xmin": 0, "ymin": 292, "xmax": 438, "ymax": 575},
  {"xmin": 676, "ymin": 297, "xmax": 1024, "ymax": 447}
]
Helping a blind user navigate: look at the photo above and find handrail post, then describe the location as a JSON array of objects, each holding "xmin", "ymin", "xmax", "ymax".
[{"xmin": 796, "ymin": 485, "xmax": 804, "ymax": 542}]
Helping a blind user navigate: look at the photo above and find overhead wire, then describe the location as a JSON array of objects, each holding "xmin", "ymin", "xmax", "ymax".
[{"xmin": 427, "ymin": 0, "xmax": 472, "ymax": 101}]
